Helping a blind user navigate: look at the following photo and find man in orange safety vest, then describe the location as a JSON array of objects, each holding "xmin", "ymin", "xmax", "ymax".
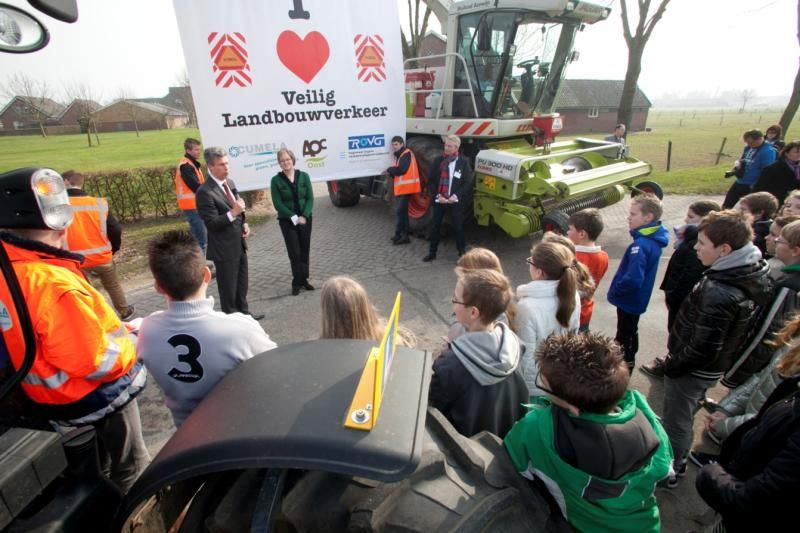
[
  {"xmin": 0, "ymin": 167, "xmax": 149, "ymax": 493},
  {"xmin": 384, "ymin": 135, "xmax": 421, "ymax": 245},
  {"xmin": 175, "ymin": 138, "xmax": 207, "ymax": 255},
  {"xmin": 63, "ymin": 170, "xmax": 134, "ymax": 320}
]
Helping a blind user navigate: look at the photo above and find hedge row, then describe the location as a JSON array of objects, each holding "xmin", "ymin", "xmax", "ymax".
[
  {"xmin": 82, "ymin": 167, "xmax": 268, "ymax": 222},
  {"xmin": 83, "ymin": 167, "xmax": 176, "ymax": 222}
]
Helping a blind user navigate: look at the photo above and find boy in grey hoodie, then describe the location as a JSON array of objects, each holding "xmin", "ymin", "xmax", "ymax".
[{"xmin": 429, "ymin": 269, "xmax": 529, "ymax": 438}]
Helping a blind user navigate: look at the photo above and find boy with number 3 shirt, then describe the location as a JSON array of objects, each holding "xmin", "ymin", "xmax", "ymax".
[{"xmin": 137, "ymin": 231, "xmax": 276, "ymax": 427}]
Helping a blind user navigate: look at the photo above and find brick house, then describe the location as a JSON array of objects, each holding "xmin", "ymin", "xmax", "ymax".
[
  {"xmin": 414, "ymin": 30, "xmax": 446, "ymax": 68},
  {"xmin": 136, "ymin": 86, "xmax": 196, "ymax": 126},
  {"xmin": 554, "ymin": 79, "xmax": 651, "ymax": 134},
  {"xmin": 91, "ymin": 100, "xmax": 189, "ymax": 132},
  {"xmin": 0, "ymin": 96, "xmax": 65, "ymax": 130},
  {"xmin": 59, "ymin": 99, "xmax": 101, "ymax": 128}
]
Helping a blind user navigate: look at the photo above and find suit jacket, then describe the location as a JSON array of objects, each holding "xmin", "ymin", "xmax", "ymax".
[
  {"xmin": 196, "ymin": 177, "xmax": 246, "ymax": 262},
  {"xmin": 426, "ymin": 155, "xmax": 473, "ymax": 203}
]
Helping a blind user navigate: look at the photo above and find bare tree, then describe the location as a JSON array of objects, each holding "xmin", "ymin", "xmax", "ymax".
[
  {"xmin": 779, "ymin": 0, "xmax": 800, "ymax": 136},
  {"xmin": 2, "ymin": 72, "xmax": 56, "ymax": 137},
  {"xmin": 401, "ymin": 0, "xmax": 433, "ymax": 63},
  {"xmin": 738, "ymin": 89, "xmax": 756, "ymax": 114},
  {"xmin": 617, "ymin": 0, "xmax": 672, "ymax": 131},
  {"xmin": 116, "ymin": 88, "xmax": 141, "ymax": 137},
  {"xmin": 63, "ymin": 81, "xmax": 102, "ymax": 146},
  {"xmin": 173, "ymin": 69, "xmax": 197, "ymax": 127}
]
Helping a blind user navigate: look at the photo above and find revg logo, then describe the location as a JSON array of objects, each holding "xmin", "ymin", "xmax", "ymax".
[
  {"xmin": 303, "ymin": 138, "xmax": 327, "ymax": 157},
  {"xmin": 348, "ymin": 134, "xmax": 385, "ymax": 150}
]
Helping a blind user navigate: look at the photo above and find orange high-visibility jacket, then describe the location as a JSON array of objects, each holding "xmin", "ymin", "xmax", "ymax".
[
  {"xmin": 393, "ymin": 148, "xmax": 422, "ymax": 196},
  {"xmin": 175, "ymin": 157, "xmax": 205, "ymax": 210},
  {"xmin": 0, "ymin": 239, "xmax": 138, "ymax": 405},
  {"xmin": 65, "ymin": 195, "xmax": 113, "ymax": 268}
]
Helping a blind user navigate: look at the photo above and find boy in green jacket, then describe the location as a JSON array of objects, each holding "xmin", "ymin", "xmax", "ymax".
[{"xmin": 504, "ymin": 332, "xmax": 672, "ymax": 532}]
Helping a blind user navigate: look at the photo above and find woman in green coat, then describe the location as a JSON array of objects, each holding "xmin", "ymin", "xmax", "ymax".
[{"xmin": 270, "ymin": 148, "xmax": 314, "ymax": 295}]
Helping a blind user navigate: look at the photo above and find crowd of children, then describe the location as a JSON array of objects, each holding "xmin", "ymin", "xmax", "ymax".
[{"xmin": 133, "ymin": 181, "xmax": 800, "ymax": 531}]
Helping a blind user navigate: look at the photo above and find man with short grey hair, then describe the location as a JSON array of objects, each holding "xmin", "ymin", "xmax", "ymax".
[
  {"xmin": 423, "ymin": 135, "xmax": 473, "ymax": 261},
  {"xmin": 195, "ymin": 147, "xmax": 262, "ymax": 319}
]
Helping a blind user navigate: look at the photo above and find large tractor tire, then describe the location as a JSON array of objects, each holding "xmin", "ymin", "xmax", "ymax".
[
  {"xmin": 137, "ymin": 410, "xmax": 570, "ymax": 532},
  {"xmin": 277, "ymin": 409, "xmax": 570, "ymax": 532},
  {"xmin": 405, "ymin": 136, "xmax": 475, "ymax": 240},
  {"xmin": 162, "ymin": 408, "xmax": 559, "ymax": 532},
  {"xmin": 327, "ymin": 179, "xmax": 360, "ymax": 207}
]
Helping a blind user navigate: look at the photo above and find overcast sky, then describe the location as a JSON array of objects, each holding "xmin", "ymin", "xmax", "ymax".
[{"xmin": 0, "ymin": 0, "xmax": 795, "ymax": 104}]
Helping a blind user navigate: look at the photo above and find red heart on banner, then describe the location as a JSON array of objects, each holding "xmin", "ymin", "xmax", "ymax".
[{"xmin": 276, "ymin": 30, "xmax": 330, "ymax": 84}]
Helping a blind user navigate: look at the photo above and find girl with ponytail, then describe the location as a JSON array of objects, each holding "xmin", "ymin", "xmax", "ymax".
[{"xmin": 516, "ymin": 240, "xmax": 581, "ymax": 396}]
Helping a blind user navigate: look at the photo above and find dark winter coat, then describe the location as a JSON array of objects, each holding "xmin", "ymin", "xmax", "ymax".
[
  {"xmin": 429, "ymin": 322, "xmax": 529, "ymax": 438},
  {"xmin": 664, "ymin": 244, "xmax": 772, "ymax": 381},
  {"xmin": 724, "ymin": 264, "xmax": 800, "ymax": 387},
  {"xmin": 753, "ymin": 157, "xmax": 800, "ymax": 205},
  {"xmin": 752, "ymin": 219, "xmax": 772, "ymax": 258},
  {"xmin": 695, "ymin": 375, "xmax": 800, "ymax": 533},
  {"xmin": 660, "ymin": 225, "xmax": 704, "ymax": 311}
]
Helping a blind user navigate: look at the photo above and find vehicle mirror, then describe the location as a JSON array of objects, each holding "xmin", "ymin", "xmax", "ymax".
[
  {"xmin": 29, "ymin": 0, "xmax": 78, "ymax": 23},
  {"xmin": 0, "ymin": 4, "xmax": 49, "ymax": 53},
  {"xmin": 569, "ymin": 50, "xmax": 580, "ymax": 63}
]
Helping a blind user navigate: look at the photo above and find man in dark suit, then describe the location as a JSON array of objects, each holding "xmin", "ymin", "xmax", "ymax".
[
  {"xmin": 423, "ymin": 135, "xmax": 473, "ymax": 261},
  {"xmin": 196, "ymin": 147, "xmax": 263, "ymax": 320}
]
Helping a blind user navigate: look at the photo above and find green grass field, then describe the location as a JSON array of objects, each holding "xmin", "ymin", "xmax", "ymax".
[
  {"xmin": 624, "ymin": 108, "xmax": 795, "ymax": 195},
  {"xmin": 0, "ymin": 128, "xmax": 201, "ymax": 173},
  {"xmin": 0, "ymin": 108, "xmax": 795, "ymax": 194}
]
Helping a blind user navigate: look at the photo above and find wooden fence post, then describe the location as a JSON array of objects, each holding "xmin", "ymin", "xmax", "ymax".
[
  {"xmin": 667, "ymin": 140, "xmax": 673, "ymax": 172},
  {"xmin": 715, "ymin": 137, "xmax": 728, "ymax": 166}
]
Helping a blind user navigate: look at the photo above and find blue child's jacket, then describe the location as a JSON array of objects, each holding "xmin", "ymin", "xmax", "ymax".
[{"xmin": 608, "ymin": 221, "xmax": 670, "ymax": 315}]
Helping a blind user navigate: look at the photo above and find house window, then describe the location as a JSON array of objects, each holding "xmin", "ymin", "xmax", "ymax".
[{"xmin": 587, "ymin": 107, "xmax": 599, "ymax": 118}]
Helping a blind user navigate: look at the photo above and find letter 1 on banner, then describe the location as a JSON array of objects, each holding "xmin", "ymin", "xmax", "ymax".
[{"xmin": 344, "ymin": 292, "xmax": 402, "ymax": 431}]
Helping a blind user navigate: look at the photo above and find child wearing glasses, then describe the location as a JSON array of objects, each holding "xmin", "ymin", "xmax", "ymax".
[
  {"xmin": 428, "ymin": 268, "xmax": 528, "ymax": 438},
  {"xmin": 504, "ymin": 332, "xmax": 672, "ymax": 533},
  {"xmin": 444, "ymin": 247, "xmax": 515, "ymax": 343},
  {"xmin": 516, "ymin": 240, "xmax": 581, "ymax": 396},
  {"xmin": 765, "ymin": 215, "xmax": 800, "ymax": 280}
]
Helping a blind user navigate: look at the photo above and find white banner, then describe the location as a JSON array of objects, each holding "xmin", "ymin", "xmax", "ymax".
[{"xmin": 174, "ymin": 0, "xmax": 405, "ymax": 191}]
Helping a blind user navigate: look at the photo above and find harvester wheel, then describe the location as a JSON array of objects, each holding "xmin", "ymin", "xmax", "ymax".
[
  {"xmin": 405, "ymin": 136, "xmax": 443, "ymax": 237},
  {"xmin": 631, "ymin": 181, "xmax": 664, "ymax": 200},
  {"xmin": 327, "ymin": 179, "xmax": 360, "ymax": 207},
  {"xmin": 541, "ymin": 210, "xmax": 569, "ymax": 235}
]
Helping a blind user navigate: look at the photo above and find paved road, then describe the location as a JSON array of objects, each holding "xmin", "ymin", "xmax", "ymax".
[{"xmin": 127, "ymin": 187, "xmax": 725, "ymax": 532}]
